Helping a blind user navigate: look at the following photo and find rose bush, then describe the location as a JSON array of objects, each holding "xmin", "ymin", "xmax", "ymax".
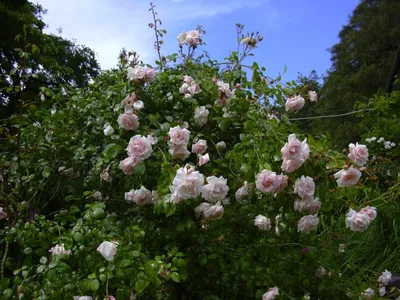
[{"xmin": 1, "ymin": 10, "xmax": 400, "ymax": 299}]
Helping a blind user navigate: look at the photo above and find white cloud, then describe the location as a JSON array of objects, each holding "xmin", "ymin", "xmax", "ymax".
[{"xmin": 36, "ymin": 0, "xmax": 274, "ymax": 69}]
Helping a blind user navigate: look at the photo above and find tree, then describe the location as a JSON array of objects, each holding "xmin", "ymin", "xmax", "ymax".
[
  {"xmin": 313, "ymin": 0, "xmax": 400, "ymax": 148},
  {"xmin": 0, "ymin": 0, "xmax": 100, "ymax": 118}
]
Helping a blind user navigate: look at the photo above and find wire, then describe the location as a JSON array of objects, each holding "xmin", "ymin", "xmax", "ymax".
[{"xmin": 288, "ymin": 108, "xmax": 374, "ymax": 121}]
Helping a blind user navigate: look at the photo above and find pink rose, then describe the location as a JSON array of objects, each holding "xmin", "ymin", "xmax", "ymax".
[
  {"xmin": 308, "ymin": 91, "xmax": 318, "ymax": 102},
  {"xmin": 195, "ymin": 202, "xmax": 212, "ymax": 217},
  {"xmin": 274, "ymin": 174, "xmax": 288, "ymax": 193},
  {"xmin": 183, "ymin": 75, "xmax": 194, "ymax": 84},
  {"xmin": 202, "ymin": 176, "xmax": 229, "ymax": 203},
  {"xmin": 203, "ymin": 203, "xmax": 224, "ymax": 221},
  {"xmin": 294, "ymin": 197, "xmax": 321, "ymax": 214},
  {"xmin": 262, "ymin": 287, "xmax": 279, "ymax": 300},
  {"xmin": 198, "ymin": 153, "xmax": 210, "ymax": 166},
  {"xmin": 192, "ymin": 139, "xmax": 207, "ymax": 154},
  {"xmin": 297, "ymin": 214, "xmax": 319, "ymax": 233},
  {"xmin": 281, "ymin": 158, "xmax": 303, "ymax": 173},
  {"xmin": 119, "ymin": 157, "xmax": 139, "ymax": 175},
  {"xmin": 117, "ymin": 112, "xmax": 139, "ymax": 131},
  {"xmin": 359, "ymin": 206, "xmax": 377, "ymax": 221},
  {"xmin": 345, "ymin": 208, "xmax": 372, "ymax": 232},
  {"xmin": 348, "ymin": 143, "xmax": 369, "ymax": 166},
  {"xmin": 334, "ymin": 167, "xmax": 361, "ymax": 187},
  {"xmin": 126, "ymin": 135, "xmax": 153, "ymax": 160},
  {"xmin": 0, "ymin": 207, "xmax": 7, "ymax": 220},
  {"xmin": 285, "ymin": 95, "xmax": 305, "ymax": 112},
  {"xmin": 235, "ymin": 182, "xmax": 252, "ymax": 202},
  {"xmin": 281, "ymin": 134, "xmax": 303, "ymax": 161},
  {"xmin": 171, "ymin": 166, "xmax": 204, "ymax": 200},
  {"xmin": 125, "ymin": 186, "xmax": 153, "ymax": 205},
  {"xmin": 256, "ymin": 170, "xmax": 277, "ymax": 193},
  {"xmin": 169, "ymin": 144, "xmax": 190, "ymax": 160},
  {"xmin": 254, "ymin": 215, "xmax": 271, "ymax": 231},
  {"xmin": 168, "ymin": 126, "xmax": 190, "ymax": 145},
  {"xmin": 294, "ymin": 176, "xmax": 315, "ymax": 198}
]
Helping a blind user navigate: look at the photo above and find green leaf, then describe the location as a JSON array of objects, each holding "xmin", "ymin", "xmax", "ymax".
[
  {"xmin": 171, "ymin": 272, "xmax": 180, "ymax": 282},
  {"xmin": 165, "ymin": 116, "xmax": 173, "ymax": 122},
  {"xmin": 164, "ymin": 203, "xmax": 176, "ymax": 217},
  {"xmin": 42, "ymin": 167, "xmax": 51, "ymax": 178},
  {"xmin": 90, "ymin": 279, "xmax": 100, "ymax": 291},
  {"xmin": 219, "ymin": 118, "xmax": 232, "ymax": 131},
  {"xmin": 198, "ymin": 253, "xmax": 207, "ymax": 265},
  {"xmin": 259, "ymin": 139, "xmax": 268, "ymax": 153},
  {"xmin": 134, "ymin": 163, "xmax": 146, "ymax": 176},
  {"xmin": 134, "ymin": 279, "xmax": 149, "ymax": 294},
  {"xmin": 73, "ymin": 232, "xmax": 84, "ymax": 244}
]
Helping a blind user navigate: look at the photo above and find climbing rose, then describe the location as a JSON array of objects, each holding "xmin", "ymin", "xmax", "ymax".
[
  {"xmin": 119, "ymin": 157, "xmax": 139, "ymax": 175},
  {"xmin": 203, "ymin": 203, "xmax": 224, "ymax": 221},
  {"xmin": 73, "ymin": 297, "xmax": 92, "ymax": 300},
  {"xmin": 315, "ymin": 266, "xmax": 326, "ymax": 278},
  {"xmin": 198, "ymin": 153, "xmax": 210, "ymax": 166},
  {"xmin": 378, "ymin": 270, "xmax": 392, "ymax": 286},
  {"xmin": 308, "ymin": 91, "xmax": 318, "ymax": 102},
  {"xmin": 334, "ymin": 167, "xmax": 361, "ymax": 187},
  {"xmin": 125, "ymin": 186, "xmax": 153, "ymax": 205},
  {"xmin": 235, "ymin": 182, "xmax": 251, "ymax": 202},
  {"xmin": 126, "ymin": 135, "xmax": 153, "ymax": 160},
  {"xmin": 103, "ymin": 124, "xmax": 114, "ymax": 136},
  {"xmin": 49, "ymin": 244, "xmax": 72, "ymax": 256},
  {"xmin": 281, "ymin": 134, "xmax": 309, "ymax": 172},
  {"xmin": 127, "ymin": 66, "xmax": 154, "ymax": 82},
  {"xmin": 345, "ymin": 207, "xmax": 377, "ymax": 232},
  {"xmin": 93, "ymin": 191, "xmax": 102, "ymax": 201},
  {"xmin": 195, "ymin": 202, "xmax": 212, "ymax": 217},
  {"xmin": 361, "ymin": 288, "xmax": 375, "ymax": 299},
  {"xmin": 294, "ymin": 176, "xmax": 315, "ymax": 198},
  {"xmin": 169, "ymin": 144, "xmax": 191, "ymax": 160},
  {"xmin": 194, "ymin": 106, "xmax": 209, "ymax": 126},
  {"xmin": 348, "ymin": 142, "xmax": 369, "ymax": 166},
  {"xmin": 254, "ymin": 215, "xmax": 271, "ymax": 231},
  {"xmin": 262, "ymin": 287, "xmax": 279, "ymax": 300},
  {"xmin": 202, "ymin": 176, "xmax": 229, "ymax": 203},
  {"xmin": 117, "ymin": 112, "xmax": 139, "ymax": 131},
  {"xmin": 168, "ymin": 126, "xmax": 190, "ymax": 145},
  {"xmin": 170, "ymin": 165, "xmax": 204, "ymax": 200},
  {"xmin": 100, "ymin": 167, "xmax": 112, "ymax": 182},
  {"xmin": 294, "ymin": 197, "xmax": 321, "ymax": 214},
  {"xmin": 285, "ymin": 95, "xmax": 305, "ymax": 112},
  {"xmin": 216, "ymin": 80, "xmax": 234, "ymax": 98},
  {"xmin": 192, "ymin": 139, "xmax": 207, "ymax": 154},
  {"xmin": 216, "ymin": 141, "xmax": 226, "ymax": 150},
  {"xmin": 297, "ymin": 214, "xmax": 319, "ymax": 233},
  {"xmin": 183, "ymin": 75, "xmax": 194, "ymax": 84},
  {"xmin": 256, "ymin": 170, "xmax": 287, "ymax": 193},
  {"xmin": 379, "ymin": 287, "xmax": 386, "ymax": 297},
  {"xmin": 179, "ymin": 80, "xmax": 201, "ymax": 98},
  {"xmin": 0, "ymin": 207, "xmax": 7, "ymax": 220},
  {"xmin": 177, "ymin": 30, "xmax": 200, "ymax": 46},
  {"xmin": 97, "ymin": 241, "xmax": 118, "ymax": 261}
]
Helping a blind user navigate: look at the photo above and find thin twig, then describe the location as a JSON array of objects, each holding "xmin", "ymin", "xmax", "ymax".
[
  {"xmin": 288, "ymin": 108, "xmax": 374, "ymax": 121},
  {"xmin": 149, "ymin": 3, "xmax": 163, "ymax": 70}
]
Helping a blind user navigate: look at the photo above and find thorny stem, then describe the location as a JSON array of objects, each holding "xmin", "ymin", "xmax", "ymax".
[{"xmin": 149, "ymin": 3, "xmax": 163, "ymax": 70}]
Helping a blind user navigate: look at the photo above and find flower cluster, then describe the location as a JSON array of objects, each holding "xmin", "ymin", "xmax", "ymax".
[
  {"xmin": 235, "ymin": 182, "xmax": 252, "ymax": 203},
  {"xmin": 345, "ymin": 206, "xmax": 377, "ymax": 232},
  {"xmin": 294, "ymin": 176, "xmax": 321, "ymax": 214},
  {"xmin": 96, "ymin": 241, "xmax": 118, "ymax": 261},
  {"xmin": 254, "ymin": 214, "xmax": 272, "ymax": 231},
  {"xmin": 262, "ymin": 287, "xmax": 279, "ymax": 300},
  {"xmin": 127, "ymin": 65, "xmax": 155, "ymax": 83},
  {"xmin": 255, "ymin": 169, "xmax": 288, "ymax": 194},
  {"xmin": 168, "ymin": 125, "xmax": 191, "ymax": 160},
  {"xmin": 179, "ymin": 75, "xmax": 201, "ymax": 98},
  {"xmin": 367, "ymin": 136, "xmax": 396, "ymax": 149},
  {"xmin": 177, "ymin": 30, "xmax": 200, "ymax": 47},
  {"xmin": 170, "ymin": 165, "xmax": 204, "ymax": 203},
  {"xmin": 195, "ymin": 202, "xmax": 224, "ymax": 221},
  {"xmin": 120, "ymin": 135, "xmax": 155, "ymax": 175},
  {"xmin": 377, "ymin": 269, "xmax": 392, "ymax": 297},
  {"xmin": 194, "ymin": 106, "xmax": 209, "ymax": 126},
  {"xmin": 285, "ymin": 95, "xmax": 305, "ymax": 112},
  {"xmin": 281, "ymin": 134, "xmax": 310, "ymax": 173},
  {"xmin": 49, "ymin": 244, "xmax": 72, "ymax": 256},
  {"xmin": 214, "ymin": 79, "xmax": 234, "ymax": 106},
  {"xmin": 0, "ymin": 207, "xmax": 7, "ymax": 220},
  {"xmin": 125, "ymin": 186, "xmax": 156, "ymax": 205}
]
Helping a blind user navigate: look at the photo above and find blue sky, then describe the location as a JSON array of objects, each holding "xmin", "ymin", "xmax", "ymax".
[{"xmin": 37, "ymin": 0, "xmax": 360, "ymax": 81}]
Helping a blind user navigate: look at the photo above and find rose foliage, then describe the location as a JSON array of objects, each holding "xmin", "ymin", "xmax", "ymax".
[{"xmin": 1, "ymin": 15, "xmax": 400, "ymax": 300}]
